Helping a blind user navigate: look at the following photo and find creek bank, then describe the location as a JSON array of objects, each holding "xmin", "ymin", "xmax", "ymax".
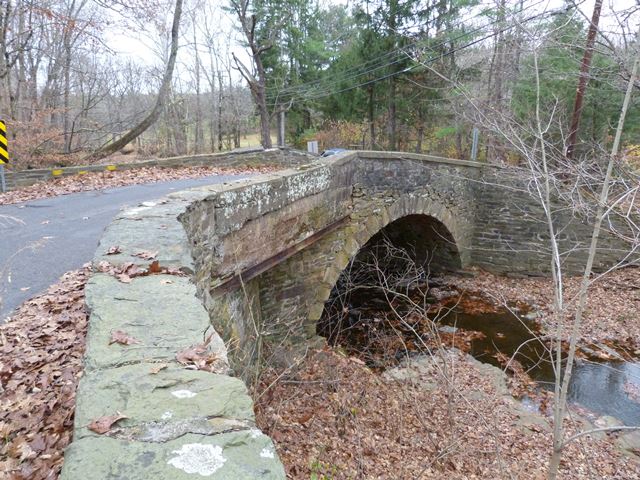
[
  {"xmin": 255, "ymin": 346, "xmax": 640, "ymax": 479},
  {"xmin": 385, "ymin": 351, "xmax": 640, "ymax": 460},
  {"xmin": 317, "ymin": 269, "xmax": 640, "ymax": 457}
]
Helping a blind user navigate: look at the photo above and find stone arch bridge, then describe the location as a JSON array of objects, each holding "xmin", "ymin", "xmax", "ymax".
[
  {"xmin": 60, "ymin": 150, "xmax": 632, "ymax": 479},
  {"xmin": 180, "ymin": 150, "xmax": 628, "ymax": 370}
]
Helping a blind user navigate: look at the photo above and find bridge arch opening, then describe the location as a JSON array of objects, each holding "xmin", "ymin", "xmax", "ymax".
[{"xmin": 317, "ymin": 213, "xmax": 461, "ymax": 347}]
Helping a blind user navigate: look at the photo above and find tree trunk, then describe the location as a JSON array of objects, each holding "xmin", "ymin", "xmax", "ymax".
[
  {"xmin": 455, "ymin": 129, "xmax": 463, "ymax": 159},
  {"xmin": 229, "ymin": 2, "xmax": 272, "ymax": 149},
  {"xmin": 255, "ymin": 84, "xmax": 271, "ymax": 148},
  {"xmin": 62, "ymin": 44, "xmax": 72, "ymax": 153},
  {"xmin": 87, "ymin": 0, "xmax": 183, "ymax": 161},
  {"xmin": 277, "ymin": 109, "xmax": 285, "ymax": 147},
  {"xmin": 217, "ymin": 70, "xmax": 223, "ymax": 151},
  {"xmin": 565, "ymin": 0, "xmax": 603, "ymax": 160},
  {"xmin": 387, "ymin": 0, "xmax": 398, "ymax": 151},
  {"xmin": 485, "ymin": 0, "xmax": 506, "ymax": 163},
  {"xmin": 388, "ymin": 76, "xmax": 397, "ymax": 150},
  {"xmin": 193, "ymin": 22, "xmax": 202, "ymax": 154},
  {"xmin": 368, "ymin": 85, "xmax": 376, "ymax": 149},
  {"xmin": 416, "ymin": 105, "xmax": 424, "ymax": 153}
]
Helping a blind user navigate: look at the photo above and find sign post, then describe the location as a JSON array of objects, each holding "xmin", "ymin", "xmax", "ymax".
[
  {"xmin": 470, "ymin": 127, "xmax": 480, "ymax": 162},
  {"xmin": 0, "ymin": 120, "xmax": 8, "ymax": 192},
  {"xmin": 307, "ymin": 140, "xmax": 319, "ymax": 155}
]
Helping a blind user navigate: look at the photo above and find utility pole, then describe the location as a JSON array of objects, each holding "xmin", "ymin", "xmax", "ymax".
[
  {"xmin": 470, "ymin": 127, "xmax": 480, "ymax": 162},
  {"xmin": 278, "ymin": 110, "xmax": 286, "ymax": 147},
  {"xmin": 565, "ymin": 0, "xmax": 603, "ymax": 160}
]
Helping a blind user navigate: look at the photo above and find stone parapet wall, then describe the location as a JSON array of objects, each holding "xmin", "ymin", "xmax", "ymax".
[
  {"xmin": 471, "ymin": 169, "xmax": 635, "ymax": 275},
  {"xmin": 4, "ymin": 147, "xmax": 313, "ymax": 189},
  {"xmin": 60, "ymin": 177, "xmax": 288, "ymax": 478}
]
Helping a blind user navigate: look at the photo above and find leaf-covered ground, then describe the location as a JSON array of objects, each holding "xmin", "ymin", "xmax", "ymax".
[
  {"xmin": 255, "ymin": 348, "xmax": 639, "ymax": 479},
  {"xmin": 0, "ymin": 268, "xmax": 89, "ymax": 479},
  {"xmin": 255, "ymin": 268, "xmax": 640, "ymax": 479},
  {"xmin": 0, "ymin": 164, "xmax": 279, "ymax": 205}
]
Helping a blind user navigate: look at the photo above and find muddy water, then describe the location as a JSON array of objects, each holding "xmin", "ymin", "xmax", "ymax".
[{"xmin": 440, "ymin": 305, "xmax": 640, "ymax": 426}]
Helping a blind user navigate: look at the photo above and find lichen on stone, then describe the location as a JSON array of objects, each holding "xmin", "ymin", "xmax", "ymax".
[
  {"xmin": 171, "ymin": 389, "xmax": 197, "ymax": 399},
  {"xmin": 167, "ymin": 443, "xmax": 226, "ymax": 476},
  {"xmin": 260, "ymin": 447, "xmax": 275, "ymax": 459}
]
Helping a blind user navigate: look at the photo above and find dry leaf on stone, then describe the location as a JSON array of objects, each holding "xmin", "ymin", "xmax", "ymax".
[
  {"xmin": 148, "ymin": 260, "xmax": 162, "ymax": 274},
  {"xmin": 97, "ymin": 261, "xmax": 145, "ymax": 283},
  {"xmin": 87, "ymin": 413, "xmax": 128, "ymax": 434},
  {"xmin": 116, "ymin": 273, "xmax": 132, "ymax": 283},
  {"xmin": 176, "ymin": 335, "xmax": 221, "ymax": 372},
  {"xmin": 176, "ymin": 343, "xmax": 208, "ymax": 366},
  {"xmin": 109, "ymin": 330, "xmax": 141, "ymax": 346},
  {"xmin": 97, "ymin": 260, "xmax": 111, "ymax": 271},
  {"xmin": 149, "ymin": 363, "xmax": 169, "ymax": 374},
  {"xmin": 106, "ymin": 246, "xmax": 122, "ymax": 255},
  {"xmin": 165, "ymin": 267, "xmax": 186, "ymax": 276},
  {"xmin": 133, "ymin": 250, "xmax": 158, "ymax": 260}
]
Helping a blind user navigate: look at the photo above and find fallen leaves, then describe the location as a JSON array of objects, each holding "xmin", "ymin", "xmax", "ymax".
[
  {"xmin": 176, "ymin": 334, "xmax": 224, "ymax": 373},
  {"xmin": 108, "ymin": 330, "xmax": 141, "ymax": 346},
  {"xmin": 149, "ymin": 363, "xmax": 169, "ymax": 375},
  {"xmin": 105, "ymin": 245, "xmax": 122, "ymax": 255},
  {"xmin": 0, "ymin": 164, "xmax": 281, "ymax": 205},
  {"xmin": 133, "ymin": 250, "xmax": 157, "ymax": 260},
  {"xmin": 87, "ymin": 413, "xmax": 128, "ymax": 435},
  {"xmin": 255, "ymin": 348, "xmax": 640, "ymax": 480},
  {"xmin": 255, "ymin": 268, "xmax": 640, "ymax": 479},
  {"xmin": 148, "ymin": 260, "xmax": 162, "ymax": 274},
  {"xmin": 96, "ymin": 260, "xmax": 185, "ymax": 283},
  {"xmin": 0, "ymin": 268, "xmax": 89, "ymax": 480}
]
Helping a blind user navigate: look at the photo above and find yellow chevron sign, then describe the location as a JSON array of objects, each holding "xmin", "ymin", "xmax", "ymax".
[{"xmin": 0, "ymin": 120, "xmax": 8, "ymax": 164}]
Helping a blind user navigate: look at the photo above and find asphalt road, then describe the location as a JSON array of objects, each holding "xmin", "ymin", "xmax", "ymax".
[{"xmin": 0, "ymin": 174, "xmax": 249, "ymax": 321}]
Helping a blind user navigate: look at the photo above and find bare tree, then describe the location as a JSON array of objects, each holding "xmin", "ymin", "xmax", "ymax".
[
  {"xmin": 87, "ymin": 0, "xmax": 183, "ymax": 161},
  {"xmin": 409, "ymin": 11, "xmax": 640, "ymax": 478},
  {"xmin": 229, "ymin": 0, "xmax": 272, "ymax": 149},
  {"xmin": 547, "ymin": 48, "xmax": 639, "ymax": 480},
  {"xmin": 564, "ymin": 0, "xmax": 603, "ymax": 160}
]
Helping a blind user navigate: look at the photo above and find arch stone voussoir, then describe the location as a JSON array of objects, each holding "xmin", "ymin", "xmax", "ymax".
[{"xmin": 305, "ymin": 193, "xmax": 470, "ymax": 329}]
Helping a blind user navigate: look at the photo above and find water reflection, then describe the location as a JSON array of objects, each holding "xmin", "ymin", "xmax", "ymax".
[
  {"xmin": 441, "ymin": 307, "xmax": 640, "ymax": 426},
  {"xmin": 568, "ymin": 361, "xmax": 640, "ymax": 426}
]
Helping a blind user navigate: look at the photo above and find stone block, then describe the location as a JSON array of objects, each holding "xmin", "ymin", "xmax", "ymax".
[
  {"xmin": 73, "ymin": 363, "xmax": 252, "ymax": 440},
  {"xmin": 83, "ymin": 274, "xmax": 227, "ymax": 371},
  {"xmin": 60, "ymin": 431, "xmax": 285, "ymax": 479}
]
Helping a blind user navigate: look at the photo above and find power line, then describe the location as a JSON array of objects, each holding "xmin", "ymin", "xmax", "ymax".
[
  {"xmin": 264, "ymin": 0, "xmax": 549, "ymax": 95},
  {"xmin": 263, "ymin": 0, "xmax": 554, "ymax": 100},
  {"xmin": 266, "ymin": 1, "xmax": 574, "ymax": 107}
]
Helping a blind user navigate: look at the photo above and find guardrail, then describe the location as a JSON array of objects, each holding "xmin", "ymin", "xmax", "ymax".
[{"xmin": 3, "ymin": 148, "xmax": 314, "ymax": 190}]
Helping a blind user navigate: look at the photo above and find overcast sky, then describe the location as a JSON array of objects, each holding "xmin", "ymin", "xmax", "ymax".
[{"xmin": 105, "ymin": 0, "xmax": 638, "ymax": 83}]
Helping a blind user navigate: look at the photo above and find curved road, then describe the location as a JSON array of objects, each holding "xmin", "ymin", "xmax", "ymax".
[{"xmin": 0, "ymin": 174, "xmax": 249, "ymax": 321}]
